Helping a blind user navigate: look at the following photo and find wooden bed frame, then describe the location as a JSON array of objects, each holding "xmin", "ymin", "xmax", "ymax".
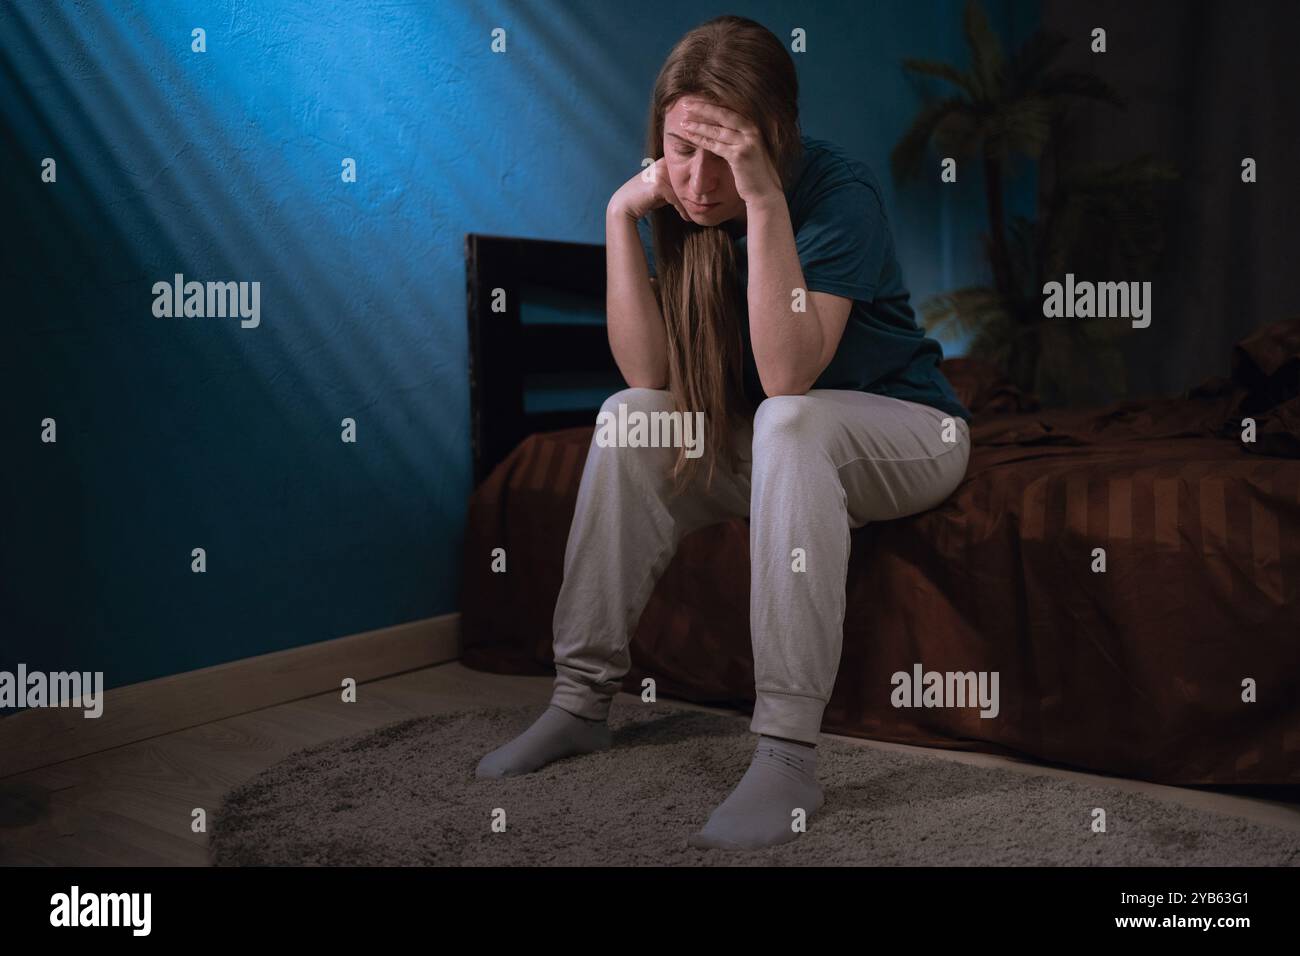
[{"xmin": 464, "ymin": 233, "xmax": 626, "ymax": 484}]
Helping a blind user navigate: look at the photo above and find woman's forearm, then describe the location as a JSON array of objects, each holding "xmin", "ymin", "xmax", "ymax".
[
  {"xmin": 745, "ymin": 196, "xmax": 825, "ymax": 395},
  {"xmin": 605, "ymin": 203, "xmax": 669, "ymax": 388}
]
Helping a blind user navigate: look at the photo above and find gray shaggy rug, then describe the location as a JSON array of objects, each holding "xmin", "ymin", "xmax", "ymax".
[{"xmin": 209, "ymin": 702, "xmax": 1300, "ymax": 866}]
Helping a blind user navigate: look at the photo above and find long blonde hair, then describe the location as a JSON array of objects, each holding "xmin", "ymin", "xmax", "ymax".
[{"xmin": 647, "ymin": 15, "xmax": 803, "ymax": 491}]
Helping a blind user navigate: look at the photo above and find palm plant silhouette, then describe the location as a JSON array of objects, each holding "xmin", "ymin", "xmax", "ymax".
[{"xmin": 892, "ymin": 0, "xmax": 1178, "ymax": 404}]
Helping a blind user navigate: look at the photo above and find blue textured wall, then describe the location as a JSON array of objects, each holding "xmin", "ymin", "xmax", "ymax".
[{"xmin": 0, "ymin": 0, "xmax": 1037, "ymax": 696}]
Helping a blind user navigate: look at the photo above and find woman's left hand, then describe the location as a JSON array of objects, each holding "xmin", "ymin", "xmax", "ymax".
[{"xmin": 676, "ymin": 102, "xmax": 784, "ymax": 207}]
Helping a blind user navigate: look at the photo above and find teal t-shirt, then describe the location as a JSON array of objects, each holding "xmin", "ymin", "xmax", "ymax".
[{"xmin": 638, "ymin": 134, "xmax": 971, "ymax": 423}]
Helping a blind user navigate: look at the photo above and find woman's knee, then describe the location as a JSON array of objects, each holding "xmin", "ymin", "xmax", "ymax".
[
  {"xmin": 752, "ymin": 394, "xmax": 821, "ymax": 451},
  {"xmin": 588, "ymin": 387, "xmax": 680, "ymax": 478}
]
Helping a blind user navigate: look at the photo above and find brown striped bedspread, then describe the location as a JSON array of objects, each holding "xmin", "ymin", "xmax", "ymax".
[{"xmin": 460, "ymin": 320, "xmax": 1300, "ymax": 784}]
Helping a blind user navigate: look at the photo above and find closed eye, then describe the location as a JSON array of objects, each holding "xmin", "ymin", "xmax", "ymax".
[{"xmin": 667, "ymin": 132, "xmax": 696, "ymax": 156}]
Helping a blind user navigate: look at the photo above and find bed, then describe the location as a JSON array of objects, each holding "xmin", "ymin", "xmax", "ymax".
[{"xmin": 459, "ymin": 233, "xmax": 1300, "ymax": 785}]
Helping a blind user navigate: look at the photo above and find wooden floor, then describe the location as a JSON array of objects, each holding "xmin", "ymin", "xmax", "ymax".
[{"xmin": 3, "ymin": 661, "xmax": 1297, "ymax": 865}]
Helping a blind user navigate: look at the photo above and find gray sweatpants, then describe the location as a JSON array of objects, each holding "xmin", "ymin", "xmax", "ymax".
[{"xmin": 550, "ymin": 386, "xmax": 972, "ymax": 744}]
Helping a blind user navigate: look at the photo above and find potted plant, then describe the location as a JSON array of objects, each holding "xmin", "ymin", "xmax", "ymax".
[{"xmin": 892, "ymin": 0, "xmax": 1179, "ymax": 406}]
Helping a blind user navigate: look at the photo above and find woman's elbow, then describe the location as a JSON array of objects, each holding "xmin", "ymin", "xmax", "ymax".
[
  {"xmin": 758, "ymin": 373, "xmax": 815, "ymax": 397},
  {"xmin": 615, "ymin": 355, "xmax": 669, "ymax": 390},
  {"xmin": 623, "ymin": 374, "xmax": 670, "ymax": 390}
]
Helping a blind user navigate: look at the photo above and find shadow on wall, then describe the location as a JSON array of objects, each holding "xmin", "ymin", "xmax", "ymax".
[
  {"xmin": 1043, "ymin": 0, "xmax": 1300, "ymax": 400},
  {"xmin": 0, "ymin": 1, "xmax": 467, "ymax": 696}
]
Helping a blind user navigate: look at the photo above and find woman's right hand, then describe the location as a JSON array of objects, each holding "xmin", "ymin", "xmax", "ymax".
[{"xmin": 608, "ymin": 157, "xmax": 689, "ymax": 222}]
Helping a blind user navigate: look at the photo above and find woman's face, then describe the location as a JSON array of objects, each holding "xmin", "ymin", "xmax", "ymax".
[{"xmin": 662, "ymin": 95, "xmax": 746, "ymax": 226}]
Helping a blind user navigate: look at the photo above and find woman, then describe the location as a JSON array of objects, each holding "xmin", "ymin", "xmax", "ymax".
[{"xmin": 476, "ymin": 15, "xmax": 972, "ymax": 850}]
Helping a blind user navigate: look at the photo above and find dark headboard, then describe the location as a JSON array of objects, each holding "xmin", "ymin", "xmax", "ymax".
[{"xmin": 465, "ymin": 234, "xmax": 626, "ymax": 484}]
